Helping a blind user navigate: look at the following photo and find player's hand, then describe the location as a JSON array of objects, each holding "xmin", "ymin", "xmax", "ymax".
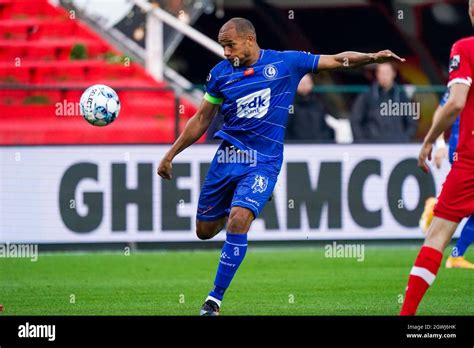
[
  {"xmin": 434, "ymin": 147, "xmax": 448, "ymax": 169},
  {"xmin": 374, "ymin": 50, "xmax": 406, "ymax": 64},
  {"xmin": 418, "ymin": 142, "xmax": 433, "ymax": 173},
  {"xmin": 157, "ymin": 157, "xmax": 173, "ymax": 180}
]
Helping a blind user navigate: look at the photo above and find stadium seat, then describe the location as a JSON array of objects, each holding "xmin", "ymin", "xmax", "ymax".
[
  {"xmin": 0, "ymin": 66, "xmax": 30, "ymax": 83},
  {"xmin": 0, "ymin": 0, "xmax": 198, "ymax": 145}
]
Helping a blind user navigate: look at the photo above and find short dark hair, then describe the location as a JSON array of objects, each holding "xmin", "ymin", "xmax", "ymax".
[{"xmin": 224, "ymin": 17, "xmax": 256, "ymax": 38}]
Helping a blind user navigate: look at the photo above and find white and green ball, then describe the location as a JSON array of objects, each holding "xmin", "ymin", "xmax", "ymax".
[{"xmin": 80, "ymin": 84, "xmax": 120, "ymax": 126}]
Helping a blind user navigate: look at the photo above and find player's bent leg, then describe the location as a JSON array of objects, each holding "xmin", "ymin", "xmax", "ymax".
[
  {"xmin": 424, "ymin": 216, "xmax": 459, "ymax": 251},
  {"xmin": 200, "ymin": 161, "xmax": 278, "ymax": 315},
  {"xmin": 196, "ymin": 217, "xmax": 227, "ymax": 240},
  {"xmin": 200, "ymin": 207, "xmax": 253, "ymax": 316},
  {"xmin": 226, "ymin": 206, "xmax": 254, "ymax": 233},
  {"xmin": 400, "ymin": 217, "xmax": 459, "ymax": 316}
]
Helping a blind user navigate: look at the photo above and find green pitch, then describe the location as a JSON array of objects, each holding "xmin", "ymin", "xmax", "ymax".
[{"xmin": 0, "ymin": 246, "xmax": 473, "ymax": 315}]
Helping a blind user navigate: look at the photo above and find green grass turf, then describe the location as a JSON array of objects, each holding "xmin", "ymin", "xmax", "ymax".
[{"xmin": 0, "ymin": 246, "xmax": 473, "ymax": 315}]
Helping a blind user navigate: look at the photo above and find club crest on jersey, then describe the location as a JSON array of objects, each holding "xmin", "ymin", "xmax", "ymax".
[
  {"xmin": 263, "ymin": 64, "xmax": 278, "ymax": 79},
  {"xmin": 251, "ymin": 175, "xmax": 268, "ymax": 194},
  {"xmin": 449, "ymin": 55, "xmax": 460, "ymax": 73}
]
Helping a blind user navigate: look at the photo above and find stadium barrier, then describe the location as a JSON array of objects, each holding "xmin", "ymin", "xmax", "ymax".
[{"xmin": 0, "ymin": 143, "xmax": 459, "ymax": 244}]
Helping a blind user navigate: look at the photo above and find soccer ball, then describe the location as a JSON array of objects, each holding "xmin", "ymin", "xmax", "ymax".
[{"xmin": 80, "ymin": 84, "xmax": 120, "ymax": 126}]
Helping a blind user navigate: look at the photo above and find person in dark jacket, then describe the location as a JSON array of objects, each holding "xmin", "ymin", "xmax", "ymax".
[
  {"xmin": 351, "ymin": 62, "xmax": 417, "ymax": 143},
  {"xmin": 286, "ymin": 74, "xmax": 335, "ymax": 142}
]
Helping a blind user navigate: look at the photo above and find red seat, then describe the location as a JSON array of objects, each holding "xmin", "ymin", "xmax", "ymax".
[
  {"xmin": 0, "ymin": 89, "xmax": 28, "ymax": 105},
  {"xmin": 0, "ymin": 21, "xmax": 30, "ymax": 39},
  {"xmin": 0, "ymin": 66, "xmax": 29, "ymax": 83},
  {"xmin": 3, "ymin": 0, "xmax": 64, "ymax": 18},
  {"xmin": 0, "ymin": 0, "xmax": 198, "ymax": 145},
  {"xmin": 0, "ymin": 44, "xmax": 26, "ymax": 60},
  {"xmin": 87, "ymin": 63, "xmax": 139, "ymax": 80},
  {"xmin": 31, "ymin": 65, "xmax": 86, "ymax": 84}
]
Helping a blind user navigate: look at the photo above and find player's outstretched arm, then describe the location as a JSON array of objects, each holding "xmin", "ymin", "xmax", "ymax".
[
  {"xmin": 318, "ymin": 50, "xmax": 405, "ymax": 71},
  {"xmin": 157, "ymin": 99, "xmax": 220, "ymax": 179},
  {"xmin": 418, "ymin": 83, "xmax": 470, "ymax": 173}
]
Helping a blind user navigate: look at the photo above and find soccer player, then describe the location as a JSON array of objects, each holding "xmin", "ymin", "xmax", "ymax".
[
  {"xmin": 425, "ymin": 91, "xmax": 474, "ymax": 269},
  {"xmin": 400, "ymin": 1, "xmax": 474, "ymax": 315},
  {"xmin": 157, "ymin": 17, "xmax": 405, "ymax": 316}
]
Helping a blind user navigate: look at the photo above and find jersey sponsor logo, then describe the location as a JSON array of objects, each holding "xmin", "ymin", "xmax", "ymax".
[
  {"xmin": 251, "ymin": 175, "xmax": 269, "ymax": 194},
  {"xmin": 244, "ymin": 67, "xmax": 255, "ymax": 76},
  {"xmin": 236, "ymin": 88, "xmax": 271, "ymax": 119},
  {"xmin": 263, "ymin": 64, "xmax": 278, "ymax": 79},
  {"xmin": 449, "ymin": 55, "xmax": 460, "ymax": 73}
]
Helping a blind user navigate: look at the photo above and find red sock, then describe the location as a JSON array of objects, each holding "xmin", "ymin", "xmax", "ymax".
[{"xmin": 400, "ymin": 246, "xmax": 443, "ymax": 316}]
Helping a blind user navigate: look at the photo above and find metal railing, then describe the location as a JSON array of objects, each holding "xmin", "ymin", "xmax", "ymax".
[
  {"xmin": 0, "ymin": 83, "xmax": 449, "ymax": 144},
  {"xmin": 133, "ymin": 0, "xmax": 224, "ymax": 82}
]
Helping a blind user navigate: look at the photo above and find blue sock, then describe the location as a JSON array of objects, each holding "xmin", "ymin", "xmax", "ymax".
[
  {"xmin": 208, "ymin": 232, "xmax": 248, "ymax": 304},
  {"xmin": 452, "ymin": 215, "xmax": 474, "ymax": 257}
]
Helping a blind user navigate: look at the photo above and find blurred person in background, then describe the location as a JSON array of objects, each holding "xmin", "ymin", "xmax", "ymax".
[
  {"xmin": 286, "ymin": 74, "xmax": 335, "ymax": 142},
  {"xmin": 351, "ymin": 62, "xmax": 417, "ymax": 143}
]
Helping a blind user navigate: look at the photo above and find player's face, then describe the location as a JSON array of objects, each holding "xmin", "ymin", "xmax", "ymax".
[{"xmin": 218, "ymin": 27, "xmax": 253, "ymax": 67}]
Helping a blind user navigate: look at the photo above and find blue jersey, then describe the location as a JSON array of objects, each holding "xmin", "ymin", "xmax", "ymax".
[
  {"xmin": 440, "ymin": 90, "xmax": 460, "ymax": 163},
  {"xmin": 204, "ymin": 49, "xmax": 320, "ymax": 163}
]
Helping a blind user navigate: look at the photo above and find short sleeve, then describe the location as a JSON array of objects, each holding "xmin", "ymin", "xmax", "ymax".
[
  {"xmin": 281, "ymin": 50, "xmax": 320, "ymax": 75},
  {"xmin": 448, "ymin": 41, "xmax": 472, "ymax": 89},
  {"xmin": 204, "ymin": 69, "xmax": 224, "ymax": 105}
]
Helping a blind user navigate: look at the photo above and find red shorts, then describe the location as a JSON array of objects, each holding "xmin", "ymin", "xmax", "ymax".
[{"xmin": 433, "ymin": 166, "xmax": 474, "ymax": 223}]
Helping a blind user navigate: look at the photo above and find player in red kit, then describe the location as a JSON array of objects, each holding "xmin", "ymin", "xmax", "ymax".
[{"xmin": 400, "ymin": 1, "xmax": 474, "ymax": 316}]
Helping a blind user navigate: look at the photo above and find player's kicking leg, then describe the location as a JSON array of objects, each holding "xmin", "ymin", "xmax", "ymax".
[
  {"xmin": 198, "ymin": 157, "xmax": 279, "ymax": 315},
  {"xmin": 400, "ymin": 217, "xmax": 459, "ymax": 315},
  {"xmin": 199, "ymin": 206, "xmax": 253, "ymax": 316}
]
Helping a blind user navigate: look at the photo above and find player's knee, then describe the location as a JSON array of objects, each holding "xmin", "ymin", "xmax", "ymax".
[
  {"xmin": 425, "ymin": 228, "xmax": 448, "ymax": 250},
  {"xmin": 227, "ymin": 208, "xmax": 253, "ymax": 233},
  {"xmin": 424, "ymin": 218, "xmax": 458, "ymax": 251}
]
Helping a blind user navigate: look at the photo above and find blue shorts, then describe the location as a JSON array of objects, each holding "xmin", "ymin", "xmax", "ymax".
[{"xmin": 196, "ymin": 141, "xmax": 281, "ymax": 221}]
